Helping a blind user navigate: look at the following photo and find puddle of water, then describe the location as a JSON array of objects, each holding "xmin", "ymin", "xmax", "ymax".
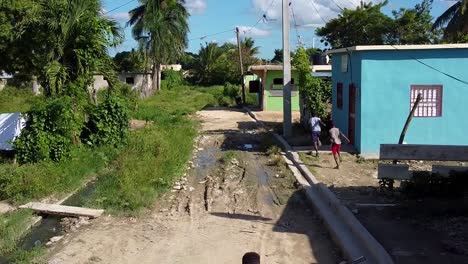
[
  {"xmin": 194, "ymin": 147, "xmax": 218, "ymax": 181},
  {"xmin": 256, "ymin": 165, "xmax": 276, "ymax": 206}
]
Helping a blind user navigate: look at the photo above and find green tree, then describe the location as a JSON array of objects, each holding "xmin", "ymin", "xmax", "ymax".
[
  {"xmin": 114, "ymin": 50, "xmax": 145, "ymax": 72},
  {"xmin": 271, "ymin": 49, "xmax": 296, "ymax": 64},
  {"xmin": 392, "ymin": 0, "xmax": 440, "ymax": 44},
  {"xmin": 433, "ymin": 0, "xmax": 468, "ymax": 42},
  {"xmin": 240, "ymin": 37, "xmax": 261, "ymax": 68},
  {"xmin": 0, "ymin": 0, "xmax": 41, "ymax": 80},
  {"xmin": 292, "ymin": 47, "xmax": 326, "ymax": 118},
  {"xmin": 128, "ymin": 0, "xmax": 190, "ymax": 96},
  {"xmin": 9, "ymin": 0, "xmax": 122, "ymax": 96},
  {"xmin": 316, "ymin": 1, "xmax": 394, "ymax": 48},
  {"xmin": 194, "ymin": 42, "xmax": 225, "ymax": 85}
]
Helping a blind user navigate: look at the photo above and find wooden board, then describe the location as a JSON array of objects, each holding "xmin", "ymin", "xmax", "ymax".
[
  {"xmin": 378, "ymin": 164, "xmax": 412, "ymax": 180},
  {"xmin": 380, "ymin": 144, "xmax": 468, "ymax": 161},
  {"xmin": 19, "ymin": 202, "xmax": 104, "ymax": 219},
  {"xmin": 432, "ymin": 165, "xmax": 468, "ymax": 177}
]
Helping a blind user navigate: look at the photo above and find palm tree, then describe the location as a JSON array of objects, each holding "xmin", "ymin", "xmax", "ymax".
[
  {"xmin": 433, "ymin": 0, "xmax": 468, "ymax": 41},
  {"xmin": 240, "ymin": 37, "xmax": 261, "ymax": 70},
  {"xmin": 16, "ymin": 0, "xmax": 122, "ymax": 97},
  {"xmin": 128, "ymin": 0, "xmax": 189, "ymax": 96},
  {"xmin": 241, "ymin": 37, "xmax": 260, "ymax": 57},
  {"xmin": 196, "ymin": 42, "xmax": 224, "ymax": 85}
]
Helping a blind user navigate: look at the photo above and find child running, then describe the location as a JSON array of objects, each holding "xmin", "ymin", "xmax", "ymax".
[
  {"xmin": 329, "ymin": 122, "xmax": 350, "ymax": 169},
  {"xmin": 309, "ymin": 113, "xmax": 326, "ymax": 157}
]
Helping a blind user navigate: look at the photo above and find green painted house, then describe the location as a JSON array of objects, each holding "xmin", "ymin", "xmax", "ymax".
[{"xmin": 249, "ymin": 64, "xmax": 331, "ymax": 111}]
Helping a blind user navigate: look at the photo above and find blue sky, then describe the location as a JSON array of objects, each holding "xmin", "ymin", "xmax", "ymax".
[{"xmin": 102, "ymin": 0, "xmax": 456, "ymax": 60}]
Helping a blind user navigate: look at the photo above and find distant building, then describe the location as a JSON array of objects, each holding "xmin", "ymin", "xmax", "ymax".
[
  {"xmin": 161, "ymin": 64, "xmax": 182, "ymax": 71},
  {"xmin": 93, "ymin": 72, "xmax": 152, "ymax": 91},
  {"xmin": 248, "ymin": 64, "xmax": 332, "ymax": 111},
  {"xmin": 327, "ymin": 44, "xmax": 468, "ymax": 157},
  {"xmin": 0, "ymin": 71, "xmax": 13, "ymax": 91}
]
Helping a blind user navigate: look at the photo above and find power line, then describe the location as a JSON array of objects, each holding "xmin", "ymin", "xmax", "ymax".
[
  {"xmin": 103, "ymin": 0, "xmax": 137, "ymax": 15},
  {"xmin": 289, "ymin": 1, "xmax": 302, "ymax": 47},
  {"xmin": 390, "ymin": 45, "xmax": 468, "ymax": 86},
  {"xmin": 307, "ymin": 0, "xmax": 327, "ymax": 24},
  {"xmin": 243, "ymin": 0, "xmax": 277, "ymax": 35},
  {"xmin": 330, "ymin": 0, "xmax": 345, "ymax": 12},
  {"xmin": 188, "ymin": 29, "xmax": 235, "ymax": 41}
]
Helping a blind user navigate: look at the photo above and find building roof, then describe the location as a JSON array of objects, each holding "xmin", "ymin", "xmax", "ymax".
[
  {"xmin": 326, "ymin": 44, "xmax": 468, "ymax": 55},
  {"xmin": 249, "ymin": 64, "xmax": 331, "ymax": 72}
]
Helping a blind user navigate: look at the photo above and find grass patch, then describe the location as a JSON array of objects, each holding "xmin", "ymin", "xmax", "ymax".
[
  {"xmin": 0, "ymin": 87, "xmax": 42, "ymax": 113},
  {"xmin": 0, "ymin": 210, "xmax": 34, "ymax": 255},
  {"xmin": 219, "ymin": 151, "xmax": 236, "ymax": 164},
  {"xmin": 87, "ymin": 87, "xmax": 216, "ymax": 213},
  {"xmin": 0, "ymin": 147, "xmax": 118, "ymax": 204}
]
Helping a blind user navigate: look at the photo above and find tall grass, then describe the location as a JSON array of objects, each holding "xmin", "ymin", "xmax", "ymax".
[
  {"xmin": 0, "ymin": 147, "xmax": 119, "ymax": 203},
  {"xmin": 87, "ymin": 88, "xmax": 215, "ymax": 213},
  {"xmin": 0, "ymin": 87, "xmax": 41, "ymax": 113}
]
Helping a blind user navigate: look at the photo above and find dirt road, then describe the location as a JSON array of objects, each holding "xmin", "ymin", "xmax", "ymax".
[{"xmin": 47, "ymin": 108, "xmax": 338, "ymax": 264}]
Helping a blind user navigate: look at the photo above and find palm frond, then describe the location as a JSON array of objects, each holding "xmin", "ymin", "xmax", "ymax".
[{"xmin": 433, "ymin": 1, "xmax": 461, "ymax": 30}]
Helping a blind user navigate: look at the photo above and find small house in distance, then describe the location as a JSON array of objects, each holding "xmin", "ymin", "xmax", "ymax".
[
  {"xmin": 327, "ymin": 44, "xmax": 468, "ymax": 158},
  {"xmin": 249, "ymin": 64, "xmax": 331, "ymax": 111}
]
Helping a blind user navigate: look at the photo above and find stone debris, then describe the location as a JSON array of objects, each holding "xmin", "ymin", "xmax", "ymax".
[
  {"xmin": 61, "ymin": 216, "xmax": 91, "ymax": 233},
  {"xmin": 0, "ymin": 201, "xmax": 14, "ymax": 215},
  {"xmin": 231, "ymin": 159, "xmax": 239, "ymax": 166}
]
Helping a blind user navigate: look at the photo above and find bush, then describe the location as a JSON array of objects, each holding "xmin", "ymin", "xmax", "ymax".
[
  {"xmin": 81, "ymin": 96, "xmax": 129, "ymax": 147},
  {"xmin": 14, "ymin": 97, "xmax": 83, "ymax": 164},
  {"xmin": 161, "ymin": 70, "xmax": 185, "ymax": 90}
]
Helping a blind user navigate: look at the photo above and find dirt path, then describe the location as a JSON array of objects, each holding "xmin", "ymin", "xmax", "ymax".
[{"xmin": 47, "ymin": 108, "xmax": 339, "ymax": 264}]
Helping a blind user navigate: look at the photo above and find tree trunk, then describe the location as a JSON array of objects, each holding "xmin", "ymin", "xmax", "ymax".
[
  {"xmin": 32, "ymin": 75, "xmax": 40, "ymax": 95},
  {"xmin": 147, "ymin": 62, "xmax": 161, "ymax": 97},
  {"xmin": 152, "ymin": 63, "xmax": 161, "ymax": 92}
]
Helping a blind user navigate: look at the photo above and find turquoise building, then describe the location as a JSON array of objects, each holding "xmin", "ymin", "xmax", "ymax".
[{"xmin": 327, "ymin": 44, "xmax": 468, "ymax": 157}]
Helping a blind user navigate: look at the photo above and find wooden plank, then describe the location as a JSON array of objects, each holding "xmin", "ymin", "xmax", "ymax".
[
  {"xmin": 378, "ymin": 164, "xmax": 412, "ymax": 180},
  {"xmin": 19, "ymin": 202, "xmax": 104, "ymax": 219},
  {"xmin": 432, "ymin": 165, "xmax": 468, "ymax": 177},
  {"xmin": 380, "ymin": 144, "xmax": 468, "ymax": 161}
]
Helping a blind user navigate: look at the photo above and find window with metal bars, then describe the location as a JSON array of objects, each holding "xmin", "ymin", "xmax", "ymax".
[{"xmin": 410, "ymin": 85, "xmax": 443, "ymax": 117}]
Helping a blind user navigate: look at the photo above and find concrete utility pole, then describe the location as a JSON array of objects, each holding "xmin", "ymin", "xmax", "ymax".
[
  {"xmin": 236, "ymin": 27, "xmax": 246, "ymax": 105},
  {"xmin": 282, "ymin": 0, "xmax": 292, "ymax": 138}
]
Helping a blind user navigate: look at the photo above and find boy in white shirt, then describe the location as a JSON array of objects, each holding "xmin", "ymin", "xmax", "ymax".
[{"xmin": 309, "ymin": 113, "xmax": 325, "ymax": 157}]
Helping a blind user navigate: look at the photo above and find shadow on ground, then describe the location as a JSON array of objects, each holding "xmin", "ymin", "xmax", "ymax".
[
  {"xmin": 210, "ymin": 190, "xmax": 341, "ymax": 264},
  {"xmin": 327, "ymin": 183, "xmax": 468, "ymax": 264}
]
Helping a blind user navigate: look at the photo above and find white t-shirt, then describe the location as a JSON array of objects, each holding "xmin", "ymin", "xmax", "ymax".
[
  {"xmin": 329, "ymin": 127, "xmax": 342, "ymax": 144},
  {"xmin": 309, "ymin": 117, "xmax": 321, "ymax": 132}
]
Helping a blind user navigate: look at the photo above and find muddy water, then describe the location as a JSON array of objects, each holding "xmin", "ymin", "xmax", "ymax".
[{"xmin": 194, "ymin": 147, "xmax": 219, "ymax": 181}]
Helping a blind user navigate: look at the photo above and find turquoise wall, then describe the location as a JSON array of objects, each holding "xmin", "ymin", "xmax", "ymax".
[
  {"xmin": 332, "ymin": 48, "xmax": 468, "ymax": 155},
  {"xmin": 265, "ymin": 70, "xmax": 300, "ymax": 111},
  {"xmin": 331, "ymin": 52, "xmax": 362, "ymax": 151}
]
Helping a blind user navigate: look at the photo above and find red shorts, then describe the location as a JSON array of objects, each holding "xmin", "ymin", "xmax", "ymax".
[{"xmin": 331, "ymin": 143, "xmax": 341, "ymax": 155}]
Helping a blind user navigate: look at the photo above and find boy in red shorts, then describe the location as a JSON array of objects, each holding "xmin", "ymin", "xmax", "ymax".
[{"xmin": 329, "ymin": 122, "xmax": 350, "ymax": 169}]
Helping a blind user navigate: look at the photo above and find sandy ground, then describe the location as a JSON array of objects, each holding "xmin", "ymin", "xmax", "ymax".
[{"xmin": 46, "ymin": 108, "xmax": 339, "ymax": 264}]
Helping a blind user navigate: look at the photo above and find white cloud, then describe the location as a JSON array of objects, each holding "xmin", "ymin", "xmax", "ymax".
[
  {"xmin": 184, "ymin": 0, "xmax": 207, "ymax": 15},
  {"xmin": 226, "ymin": 37, "xmax": 238, "ymax": 44},
  {"xmin": 251, "ymin": 0, "xmax": 378, "ymax": 28},
  {"xmin": 237, "ymin": 26, "xmax": 271, "ymax": 38},
  {"xmin": 108, "ymin": 12, "xmax": 130, "ymax": 21}
]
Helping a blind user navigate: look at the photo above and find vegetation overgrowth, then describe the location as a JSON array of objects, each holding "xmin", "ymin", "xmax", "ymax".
[
  {"xmin": 86, "ymin": 87, "xmax": 217, "ymax": 213},
  {"xmin": 0, "ymin": 87, "xmax": 42, "ymax": 113}
]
